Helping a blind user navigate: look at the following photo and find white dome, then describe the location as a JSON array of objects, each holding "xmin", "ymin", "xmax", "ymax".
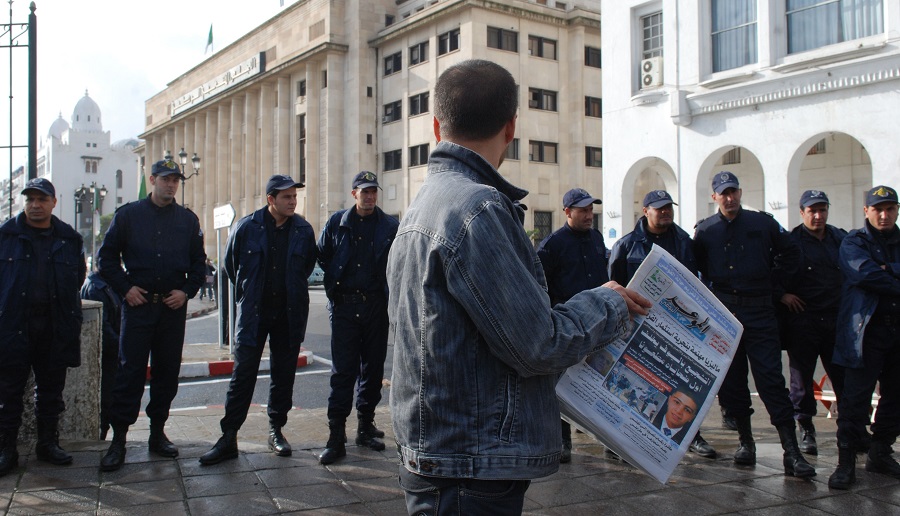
[
  {"xmin": 111, "ymin": 138, "xmax": 141, "ymax": 151},
  {"xmin": 47, "ymin": 113, "xmax": 69, "ymax": 140},
  {"xmin": 71, "ymin": 90, "xmax": 102, "ymax": 133}
]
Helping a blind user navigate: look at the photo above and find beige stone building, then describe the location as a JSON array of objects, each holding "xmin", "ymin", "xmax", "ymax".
[{"xmin": 138, "ymin": 0, "xmax": 600, "ymax": 256}]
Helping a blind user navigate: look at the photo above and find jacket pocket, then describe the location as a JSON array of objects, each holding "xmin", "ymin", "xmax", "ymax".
[{"xmin": 498, "ymin": 373, "xmax": 519, "ymax": 443}]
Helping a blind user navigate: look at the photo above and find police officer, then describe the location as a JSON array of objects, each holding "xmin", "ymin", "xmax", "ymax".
[
  {"xmin": 537, "ymin": 188, "xmax": 609, "ymax": 463},
  {"xmin": 693, "ymin": 171, "xmax": 813, "ymax": 477},
  {"xmin": 317, "ymin": 171, "xmax": 398, "ymax": 464},
  {"xmin": 97, "ymin": 159, "xmax": 207, "ymax": 471},
  {"xmin": 81, "ymin": 270, "xmax": 123, "ymax": 440},
  {"xmin": 829, "ymin": 185, "xmax": 900, "ymax": 489},
  {"xmin": 0, "ymin": 178, "xmax": 86, "ymax": 476},
  {"xmin": 780, "ymin": 190, "xmax": 846, "ymax": 456},
  {"xmin": 608, "ymin": 189, "xmax": 716, "ymax": 459},
  {"xmin": 199, "ymin": 175, "xmax": 317, "ymax": 465}
]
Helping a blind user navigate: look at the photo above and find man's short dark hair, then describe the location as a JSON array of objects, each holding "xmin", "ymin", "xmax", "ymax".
[{"xmin": 434, "ymin": 59, "xmax": 518, "ymax": 141}]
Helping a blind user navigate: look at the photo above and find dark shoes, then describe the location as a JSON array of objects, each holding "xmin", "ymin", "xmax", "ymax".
[
  {"xmin": 35, "ymin": 419, "xmax": 72, "ymax": 465},
  {"xmin": 560, "ymin": 440, "xmax": 572, "ymax": 464},
  {"xmin": 733, "ymin": 416, "xmax": 757, "ymax": 465},
  {"xmin": 200, "ymin": 429, "xmax": 239, "ymax": 465},
  {"xmin": 689, "ymin": 433, "xmax": 717, "ymax": 459},
  {"xmin": 148, "ymin": 427, "xmax": 179, "ymax": 458},
  {"xmin": 0, "ymin": 431, "xmax": 18, "ymax": 477},
  {"xmin": 798, "ymin": 419, "xmax": 818, "ymax": 455},
  {"xmin": 777, "ymin": 424, "xmax": 816, "ymax": 478},
  {"xmin": 829, "ymin": 441, "xmax": 856, "ymax": 489},
  {"xmin": 865, "ymin": 440, "xmax": 900, "ymax": 479},
  {"xmin": 356, "ymin": 420, "xmax": 386, "ymax": 452},
  {"xmin": 721, "ymin": 407, "xmax": 738, "ymax": 431},
  {"xmin": 319, "ymin": 420, "xmax": 347, "ymax": 465},
  {"xmin": 268, "ymin": 426, "xmax": 292, "ymax": 457},
  {"xmin": 101, "ymin": 435, "xmax": 127, "ymax": 472}
]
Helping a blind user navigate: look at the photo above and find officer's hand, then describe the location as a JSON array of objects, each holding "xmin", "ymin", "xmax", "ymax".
[
  {"xmin": 603, "ymin": 281, "xmax": 652, "ymax": 317},
  {"xmin": 163, "ymin": 289, "xmax": 188, "ymax": 310},
  {"xmin": 780, "ymin": 293, "xmax": 806, "ymax": 313},
  {"xmin": 125, "ymin": 286, "xmax": 148, "ymax": 307}
]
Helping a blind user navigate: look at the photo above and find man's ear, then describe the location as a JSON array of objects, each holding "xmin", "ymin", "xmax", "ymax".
[
  {"xmin": 503, "ymin": 116, "xmax": 517, "ymax": 145},
  {"xmin": 433, "ymin": 117, "xmax": 442, "ymax": 142}
]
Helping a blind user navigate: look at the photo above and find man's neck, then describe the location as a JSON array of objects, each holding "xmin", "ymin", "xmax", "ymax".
[
  {"xmin": 645, "ymin": 222, "xmax": 669, "ymax": 236},
  {"xmin": 803, "ymin": 224, "xmax": 826, "ymax": 240},
  {"xmin": 267, "ymin": 205, "xmax": 289, "ymax": 226},
  {"xmin": 149, "ymin": 193, "xmax": 173, "ymax": 208}
]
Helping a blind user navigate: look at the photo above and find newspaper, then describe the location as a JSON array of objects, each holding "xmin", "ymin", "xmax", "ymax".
[{"xmin": 556, "ymin": 244, "xmax": 743, "ymax": 484}]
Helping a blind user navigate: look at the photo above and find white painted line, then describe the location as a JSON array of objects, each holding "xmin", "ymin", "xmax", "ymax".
[{"xmin": 173, "ymin": 368, "xmax": 331, "ymax": 387}]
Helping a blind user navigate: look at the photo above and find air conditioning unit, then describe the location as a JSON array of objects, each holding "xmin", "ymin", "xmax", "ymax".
[{"xmin": 641, "ymin": 56, "xmax": 663, "ymax": 89}]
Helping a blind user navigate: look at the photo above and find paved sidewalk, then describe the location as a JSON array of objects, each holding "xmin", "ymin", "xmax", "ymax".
[{"xmin": 3, "ymin": 401, "xmax": 900, "ymax": 514}]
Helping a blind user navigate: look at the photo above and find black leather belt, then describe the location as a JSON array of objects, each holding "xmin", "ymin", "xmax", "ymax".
[
  {"xmin": 334, "ymin": 292, "xmax": 367, "ymax": 305},
  {"xmin": 713, "ymin": 290, "xmax": 772, "ymax": 308},
  {"xmin": 145, "ymin": 292, "xmax": 169, "ymax": 304}
]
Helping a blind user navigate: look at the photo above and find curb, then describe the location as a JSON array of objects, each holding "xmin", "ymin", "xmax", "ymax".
[{"xmin": 175, "ymin": 349, "xmax": 315, "ymax": 379}]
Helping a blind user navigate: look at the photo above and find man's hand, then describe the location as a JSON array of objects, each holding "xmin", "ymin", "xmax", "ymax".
[
  {"xmin": 780, "ymin": 293, "xmax": 806, "ymax": 313},
  {"xmin": 124, "ymin": 286, "xmax": 148, "ymax": 307},
  {"xmin": 603, "ymin": 281, "xmax": 651, "ymax": 317},
  {"xmin": 163, "ymin": 290, "xmax": 188, "ymax": 310}
]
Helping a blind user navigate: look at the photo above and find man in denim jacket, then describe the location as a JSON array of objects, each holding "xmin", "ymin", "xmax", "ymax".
[{"xmin": 387, "ymin": 59, "xmax": 650, "ymax": 514}]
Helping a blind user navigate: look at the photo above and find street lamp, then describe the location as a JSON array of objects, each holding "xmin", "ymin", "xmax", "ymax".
[
  {"xmin": 178, "ymin": 147, "xmax": 201, "ymax": 206},
  {"xmin": 87, "ymin": 182, "xmax": 108, "ymax": 270},
  {"xmin": 73, "ymin": 184, "xmax": 90, "ymax": 233}
]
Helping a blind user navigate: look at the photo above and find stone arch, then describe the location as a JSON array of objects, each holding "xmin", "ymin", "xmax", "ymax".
[
  {"xmin": 696, "ymin": 146, "xmax": 765, "ymax": 221},
  {"xmin": 621, "ymin": 156, "xmax": 677, "ymax": 229},
  {"xmin": 786, "ymin": 132, "xmax": 872, "ymax": 231}
]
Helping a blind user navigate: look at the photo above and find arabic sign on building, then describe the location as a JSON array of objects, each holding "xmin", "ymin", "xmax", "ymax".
[{"xmin": 171, "ymin": 52, "xmax": 266, "ymax": 117}]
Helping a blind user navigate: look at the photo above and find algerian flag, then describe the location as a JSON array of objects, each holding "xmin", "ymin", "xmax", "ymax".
[
  {"xmin": 138, "ymin": 169, "xmax": 147, "ymax": 199},
  {"xmin": 205, "ymin": 24, "xmax": 213, "ymax": 54}
]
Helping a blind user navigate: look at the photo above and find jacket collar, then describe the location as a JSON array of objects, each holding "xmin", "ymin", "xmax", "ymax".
[
  {"xmin": 429, "ymin": 141, "xmax": 528, "ymax": 202},
  {"xmin": 1, "ymin": 212, "xmax": 79, "ymax": 240}
]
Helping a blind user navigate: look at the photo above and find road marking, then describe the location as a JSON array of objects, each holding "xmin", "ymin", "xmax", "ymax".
[{"xmin": 171, "ymin": 367, "xmax": 331, "ymax": 387}]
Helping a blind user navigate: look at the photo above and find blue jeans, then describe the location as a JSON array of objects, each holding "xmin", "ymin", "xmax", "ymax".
[{"xmin": 399, "ymin": 466, "xmax": 530, "ymax": 516}]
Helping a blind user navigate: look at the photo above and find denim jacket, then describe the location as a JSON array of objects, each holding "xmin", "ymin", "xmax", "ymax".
[
  {"xmin": 224, "ymin": 207, "xmax": 317, "ymax": 347},
  {"xmin": 835, "ymin": 222, "xmax": 900, "ymax": 369},
  {"xmin": 387, "ymin": 141, "xmax": 630, "ymax": 480}
]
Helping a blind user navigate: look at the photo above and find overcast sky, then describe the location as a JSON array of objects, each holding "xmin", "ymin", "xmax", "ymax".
[{"xmin": 0, "ymin": 0, "xmax": 292, "ymax": 168}]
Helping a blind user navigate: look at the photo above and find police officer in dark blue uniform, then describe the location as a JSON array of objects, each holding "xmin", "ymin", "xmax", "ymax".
[
  {"xmin": 694, "ymin": 171, "xmax": 813, "ymax": 477},
  {"xmin": 0, "ymin": 178, "xmax": 86, "ymax": 477},
  {"xmin": 317, "ymin": 171, "xmax": 399, "ymax": 465},
  {"xmin": 608, "ymin": 189, "xmax": 715, "ymax": 459},
  {"xmin": 829, "ymin": 185, "xmax": 900, "ymax": 489},
  {"xmin": 81, "ymin": 270, "xmax": 123, "ymax": 441},
  {"xmin": 97, "ymin": 159, "xmax": 207, "ymax": 471},
  {"xmin": 199, "ymin": 175, "xmax": 317, "ymax": 465},
  {"xmin": 780, "ymin": 190, "xmax": 846, "ymax": 456},
  {"xmin": 537, "ymin": 188, "xmax": 609, "ymax": 463}
]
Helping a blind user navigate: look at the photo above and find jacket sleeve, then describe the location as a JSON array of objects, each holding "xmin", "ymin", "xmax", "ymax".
[
  {"xmin": 316, "ymin": 216, "xmax": 335, "ymax": 273},
  {"xmin": 535, "ymin": 236, "xmax": 555, "ymax": 290},
  {"xmin": 182, "ymin": 214, "xmax": 208, "ymax": 298},
  {"xmin": 608, "ymin": 238, "xmax": 629, "ymax": 285},
  {"xmin": 692, "ymin": 226, "xmax": 710, "ymax": 285},
  {"xmin": 447, "ymin": 200, "xmax": 630, "ymax": 378},
  {"xmin": 840, "ymin": 232, "xmax": 900, "ymax": 296},
  {"xmin": 223, "ymin": 221, "xmax": 242, "ymax": 284},
  {"xmin": 771, "ymin": 220, "xmax": 802, "ymax": 299},
  {"xmin": 97, "ymin": 209, "xmax": 132, "ymax": 297},
  {"xmin": 302, "ymin": 225, "xmax": 317, "ymax": 279}
]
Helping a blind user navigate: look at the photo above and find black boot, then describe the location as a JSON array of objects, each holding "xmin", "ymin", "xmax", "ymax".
[
  {"xmin": 865, "ymin": 439, "xmax": 900, "ymax": 479},
  {"xmin": 148, "ymin": 422, "xmax": 178, "ymax": 458},
  {"xmin": 319, "ymin": 420, "xmax": 347, "ymax": 465},
  {"xmin": 689, "ymin": 432, "xmax": 717, "ymax": 458},
  {"xmin": 356, "ymin": 417, "xmax": 386, "ymax": 451},
  {"xmin": 721, "ymin": 407, "xmax": 738, "ymax": 431},
  {"xmin": 358, "ymin": 414, "xmax": 385, "ymax": 438},
  {"xmin": 778, "ymin": 423, "xmax": 816, "ymax": 478},
  {"xmin": 35, "ymin": 419, "xmax": 73, "ymax": 465},
  {"xmin": 0, "ymin": 429, "xmax": 19, "ymax": 477},
  {"xmin": 560, "ymin": 420, "xmax": 572, "ymax": 464},
  {"xmin": 100, "ymin": 426, "xmax": 127, "ymax": 472},
  {"xmin": 798, "ymin": 418, "xmax": 818, "ymax": 455},
  {"xmin": 199, "ymin": 429, "xmax": 239, "ymax": 465},
  {"xmin": 268, "ymin": 425, "xmax": 292, "ymax": 457},
  {"xmin": 828, "ymin": 441, "xmax": 856, "ymax": 489},
  {"xmin": 733, "ymin": 416, "xmax": 756, "ymax": 465}
]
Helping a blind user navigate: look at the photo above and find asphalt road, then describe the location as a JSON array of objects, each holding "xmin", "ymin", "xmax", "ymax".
[{"xmin": 141, "ymin": 287, "xmax": 395, "ymax": 413}]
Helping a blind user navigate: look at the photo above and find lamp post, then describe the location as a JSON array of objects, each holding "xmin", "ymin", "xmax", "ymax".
[
  {"xmin": 73, "ymin": 185, "xmax": 89, "ymax": 233},
  {"xmin": 178, "ymin": 148, "xmax": 201, "ymax": 206},
  {"xmin": 86, "ymin": 182, "xmax": 108, "ymax": 270}
]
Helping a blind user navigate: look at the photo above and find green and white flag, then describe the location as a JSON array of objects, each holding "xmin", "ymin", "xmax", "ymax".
[{"xmin": 205, "ymin": 24, "xmax": 213, "ymax": 54}]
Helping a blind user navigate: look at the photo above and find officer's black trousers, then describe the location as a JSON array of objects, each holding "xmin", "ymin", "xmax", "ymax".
[
  {"xmin": 0, "ymin": 314, "xmax": 67, "ymax": 431},
  {"xmin": 837, "ymin": 323, "xmax": 900, "ymax": 445},
  {"xmin": 219, "ymin": 312, "xmax": 300, "ymax": 431},
  {"xmin": 108, "ymin": 300, "xmax": 187, "ymax": 428},
  {"xmin": 784, "ymin": 310, "xmax": 844, "ymax": 420}
]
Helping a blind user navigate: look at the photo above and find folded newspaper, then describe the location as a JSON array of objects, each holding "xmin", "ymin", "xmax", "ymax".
[{"xmin": 556, "ymin": 245, "xmax": 743, "ymax": 483}]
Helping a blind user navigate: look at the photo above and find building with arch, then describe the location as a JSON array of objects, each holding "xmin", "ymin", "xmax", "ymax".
[
  {"xmin": 601, "ymin": 0, "xmax": 898, "ymax": 242},
  {"xmin": 137, "ymin": 0, "xmax": 601, "ymax": 257}
]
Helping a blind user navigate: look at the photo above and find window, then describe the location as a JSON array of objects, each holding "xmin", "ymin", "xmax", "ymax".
[
  {"xmin": 383, "ymin": 100, "xmax": 402, "ymax": 124},
  {"xmin": 384, "ymin": 149, "xmax": 402, "ymax": 171},
  {"xmin": 529, "ymin": 141, "xmax": 558, "ymax": 163},
  {"xmin": 642, "ymin": 11, "xmax": 664, "ymax": 59},
  {"xmin": 504, "ymin": 138, "xmax": 520, "ymax": 160},
  {"xmin": 84, "ymin": 159, "xmax": 99, "ymax": 174},
  {"xmin": 386, "ymin": 14, "xmax": 395, "ymax": 26},
  {"xmin": 298, "ymin": 114, "xmax": 307, "ymax": 183},
  {"xmin": 322, "ymin": 70, "xmax": 328, "ymax": 87},
  {"xmin": 410, "ymin": 41, "xmax": 429, "ymax": 65},
  {"xmin": 722, "ymin": 147, "xmax": 741, "ymax": 164},
  {"xmin": 409, "ymin": 92, "xmax": 429, "ymax": 116},
  {"xmin": 409, "ymin": 144, "xmax": 429, "ymax": 167},
  {"xmin": 533, "ymin": 211, "xmax": 553, "ymax": 244},
  {"xmin": 585, "ymin": 96, "xmax": 602, "ymax": 117},
  {"xmin": 807, "ymin": 139, "xmax": 826, "ymax": 155},
  {"xmin": 585, "ymin": 46, "xmax": 601, "ymax": 68},
  {"xmin": 384, "ymin": 51, "xmax": 402, "ymax": 76},
  {"xmin": 438, "ymin": 29, "xmax": 460, "ymax": 55},
  {"xmin": 488, "ymin": 27, "xmax": 518, "ymax": 52},
  {"xmin": 787, "ymin": 0, "xmax": 883, "ymax": 54},
  {"xmin": 116, "ymin": 169, "xmax": 123, "ymax": 189},
  {"xmin": 297, "ymin": 79, "xmax": 307, "ymax": 97},
  {"xmin": 585, "ymin": 147, "xmax": 602, "ymax": 167},
  {"xmin": 528, "ymin": 36, "xmax": 557, "ymax": 59},
  {"xmin": 711, "ymin": 0, "xmax": 757, "ymax": 72},
  {"xmin": 528, "ymin": 88, "xmax": 557, "ymax": 111}
]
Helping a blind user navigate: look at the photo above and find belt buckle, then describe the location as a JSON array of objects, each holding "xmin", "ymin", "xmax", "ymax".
[{"xmin": 152, "ymin": 293, "xmax": 160, "ymax": 303}]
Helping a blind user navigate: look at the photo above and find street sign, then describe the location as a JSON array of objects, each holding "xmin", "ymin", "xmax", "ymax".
[{"xmin": 213, "ymin": 203, "xmax": 235, "ymax": 229}]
